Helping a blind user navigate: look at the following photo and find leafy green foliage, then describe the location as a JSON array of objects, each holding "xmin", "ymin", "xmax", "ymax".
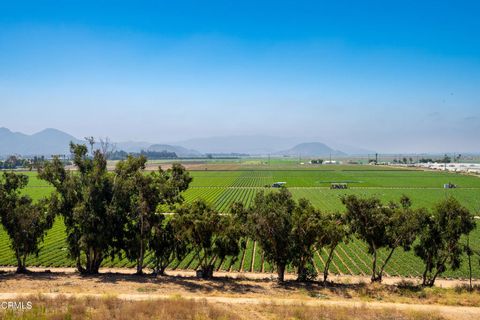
[
  {"xmin": 414, "ymin": 197, "xmax": 475, "ymax": 286},
  {"xmin": 342, "ymin": 195, "xmax": 423, "ymax": 282},
  {"xmin": 317, "ymin": 212, "xmax": 349, "ymax": 282},
  {"xmin": 38, "ymin": 143, "xmax": 120, "ymax": 274},
  {"xmin": 149, "ymin": 217, "xmax": 187, "ymax": 275},
  {"xmin": 248, "ymin": 188, "xmax": 297, "ymax": 282},
  {"xmin": 174, "ymin": 200, "xmax": 242, "ymax": 278},
  {"xmin": 291, "ymin": 198, "xmax": 323, "ymax": 281},
  {"xmin": 112, "ymin": 157, "xmax": 192, "ymax": 274},
  {"xmin": 0, "ymin": 172, "xmax": 54, "ymax": 273}
]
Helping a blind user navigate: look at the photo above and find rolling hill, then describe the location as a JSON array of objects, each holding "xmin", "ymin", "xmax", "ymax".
[
  {"xmin": 277, "ymin": 142, "xmax": 346, "ymax": 157},
  {"xmin": 0, "ymin": 127, "xmax": 82, "ymax": 156}
]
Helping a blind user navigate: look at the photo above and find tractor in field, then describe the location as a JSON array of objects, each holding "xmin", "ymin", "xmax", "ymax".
[
  {"xmin": 271, "ymin": 182, "xmax": 286, "ymax": 188},
  {"xmin": 443, "ymin": 182, "xmax": 457, "ymax": 189},
  {"xmin": 330, "ymin": 183, "xmax": 348, "ymax": 189}
]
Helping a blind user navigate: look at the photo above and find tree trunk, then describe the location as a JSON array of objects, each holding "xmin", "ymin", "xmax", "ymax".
[
  {"xmin": 371, "ymin": 245, "xmax": 379, "ymax": 282},
  {"xmin": 296, "ymin": 258, "xmax": 306, "ymax": 282},
  {"xmin": 83, "ymin": 248, "xmax": 103, "ymax": 274},
  {"xmin": 468, "ymin": 252, "xmax": 472, "ymax": 292},
  {"xmin": 200, "ymin": 264, "xmax": 213, "ymax": 279},
  {"xmin": 421, "ymin": 256, "xmax": 433, "ymax": 287},
  {"xmin": 376, "ymin": 247, "xmax": 395, "ymax": 283},
  {"xmin": 159, "ymin": 265, "xmax": 167, "ymax": 276},
  {"xmin": 15, "ymin": 250, "xmax": 27, "ymax": 274},
  {"xmin": 93, "ymin": 254, "xmax": 103, "ymax": 274},
  {"xmin": 136, "ymin": 247, "xmax": 144, "ymax": 275},
  {"xmin": 137, "ymin": 213, "xmax": 145, "ymax": 275},
  {"xmin": 428, "ymin": 264, "xmax": 445, "ymax": 287},
  {"xmin": 277, "ymin": 263, "xmax": 286, "ymax": 283},
  {"xmin": 468, "ymin": 238, "xmax": 472, "ymax": 292},
  {"xmin": 323, "ymin": 246, "xmax": 335, "ymax": 283},
  {"xmin": 422, "ymin": 265, "xmax": 429, "ymax": 286},
  {"xmin": 76, "ymin": 256, "xmax": 84, "ymax": 274}
]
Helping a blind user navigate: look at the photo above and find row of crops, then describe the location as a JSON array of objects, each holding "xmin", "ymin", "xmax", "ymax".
[
  {"xmin": 182, "ymin": 187, "xmax": 258, "ymax": 212},
  {"xmin": 188, "ymin": 169, "xmax": 480, "ymax": 188},
  {"xmin": 1, "ymin": 217, "xmax": 478, "ymax": 278},
  {"xmin": 2, "ymin": 168, "xmax": 479, "ymax": 278}
]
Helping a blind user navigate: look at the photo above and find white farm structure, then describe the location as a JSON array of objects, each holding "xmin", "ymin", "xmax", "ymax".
[{"xmin": 415, "ymin": 162, "xmax": 480, "ymax": 174}]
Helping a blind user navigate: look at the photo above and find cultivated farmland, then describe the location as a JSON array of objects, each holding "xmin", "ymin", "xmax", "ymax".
[{"xmin": 1, "ymin": 164, "xmax": 479, "ymax": 279}]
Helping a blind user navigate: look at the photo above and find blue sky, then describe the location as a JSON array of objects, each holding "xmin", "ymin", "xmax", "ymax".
[{"xmin": 0, "ymin": 0, "xmax": 479, "ymax": 152}]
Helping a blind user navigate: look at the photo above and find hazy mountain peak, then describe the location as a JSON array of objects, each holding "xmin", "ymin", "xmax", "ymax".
[
  {"xmin": 148, "ymin": 144, "xmax": 201, "ymax": 157},
  {"xmin": 277, "ymin": 142, "xmax": 346, "ymax": 156}
]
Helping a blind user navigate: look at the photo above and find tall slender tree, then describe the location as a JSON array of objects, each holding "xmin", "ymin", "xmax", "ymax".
[
  {"xmin": 291, "ymin": 198, "xmax": 323, "ymax": 281},
  {"xmin": 342, "ymin": 195, "xmax": 390, "ymax": 282},
  {"xmin": 113, "ymin": 157, "xmax": 192, "ymax": 274},
  {"xmin": 342, "ymin": 195, "xmax": 421, "ymax": 282},
  {"xmin": 39, "ymin": 143, "xmax": 120, "ymax": 274},
  {"xmin": 317, "ymin": 212, "xmax": 348, "ymax": 283},
  {"xmin": 174, "ymin": 200, "xmax": 242, "ymax": 278},
  {"xmin": 414, "ymin": 197, "xmax": 475, "ymax": 286},
  {"xmin": 149, "ymin": 216, "xmax": 187, "ymax": 276},
  {"xmin": 376, "ymin": 196, "xmax": 423, "ymax": 282},
  {"xmin": 0, "ymin": 172, "xmax": 55, "ymax": 273},
  {"xmin": 248, "ymin": 188, "xmax": 296, "ymax": 283}
]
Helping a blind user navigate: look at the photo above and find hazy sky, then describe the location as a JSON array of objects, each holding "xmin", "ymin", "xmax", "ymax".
[{"xmin": 1, "ymin": 1, "xmax": 479, "ymax": 153}]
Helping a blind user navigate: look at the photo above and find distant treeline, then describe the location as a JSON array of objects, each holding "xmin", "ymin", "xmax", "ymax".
[
  {"xmin": 109, "ymin": 150, "xmax": 178, "ymax": 160},
  {"xmin": 109, "ymin": 150, "xmax": 247, "ymax": 160},
  {"xmin": 0, "ymin": 155, "xmax": 47, "ymax": 169}
]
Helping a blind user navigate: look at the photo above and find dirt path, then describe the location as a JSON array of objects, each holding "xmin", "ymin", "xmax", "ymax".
[
  {"xmin": 0, "ymin": 291, "xmax": 478, "ymax": 320},
  {"xmin": 1, "ymin": 267, "xmax": 480, "ymax": 320},
  {"xmin": 1, "ymin": 266, "xmax": 478, "ymax": 288}
]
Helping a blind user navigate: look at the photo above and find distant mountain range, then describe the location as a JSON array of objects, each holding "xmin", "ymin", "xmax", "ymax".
[
  {"xmin": 0, "ymin": 127, "xmax": 373, "ymax": 157},
  {"xmin": 175, "ymin": 135, "xmax": 374, "ymax": 155},
  {"xmin": 176, "ymin": 135, "xmax": 302, "ymax": 154},
  {"xmin": 276, "ymin": 142, "xmax": 346, "ymax": 157},
  {"xmin": 0, "ymin": 127, "xmax": 83, "ymax": 156},
  {"xmin": 147, "ymin": 144, "xmax": 202, "ymax": 157}
]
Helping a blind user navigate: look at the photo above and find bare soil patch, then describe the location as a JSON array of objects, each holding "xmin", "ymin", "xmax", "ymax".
[{"xmin": 0, "ymin": 267, "xmax": 479, "ymax": 319}]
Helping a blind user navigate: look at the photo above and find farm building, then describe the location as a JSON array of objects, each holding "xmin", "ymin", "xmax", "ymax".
[{"xmin": 271, "ymin": 182, "xmax": 286, "ymax": 188}]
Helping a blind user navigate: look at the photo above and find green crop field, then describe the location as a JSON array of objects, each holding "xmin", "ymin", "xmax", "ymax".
[{"xmin": 1, "ymin": 164, "xmax": 480, "ymax": 279}]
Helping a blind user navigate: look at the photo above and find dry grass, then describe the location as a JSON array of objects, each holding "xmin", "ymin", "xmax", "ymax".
[
  {"xmin": 2, "ymin": 270, "xmax": 480, "ymax": 308},
  {"xmin": 292, "ymin": 280, "xmax": 480, "ymax": 307},
  {"xmin": 259, "ymin": 303, "xmax": 445, "ymax": 320},
  {"xmin": 0, "ymin": 295, "xmax": 446, "ymax": 320},
  {"xmin": 0, "ymin": 295, "xmax": 241, "ymax": 320}
]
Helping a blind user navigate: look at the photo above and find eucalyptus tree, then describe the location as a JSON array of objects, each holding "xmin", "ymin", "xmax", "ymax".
[
  {"xmin": 113, "ymin": 156, "xmax": 192, "ymax": 274},
  {"xmin": 291, "ymin": 198, "xmax": 323, "ymax": 281},
  {"xmin": 248, "ymin": 188, "xmax": 297, "ymax": 283},
  {"xmin": 38, "ymin": 143, "xmax": 121, "ymax": 274},
  {"xmin": 342, "ymin": 195, "xmax": 422, "ymax": 282},
  {"xmin": 342, "ymin": 195, "xmax": 390, "ymax": 282},
  {"xmin": 174, "ymin": 199, "xmax": 243, "ymax": 278},
  {"xmin": 414, "ymin": 197, "xmax": 475, "ymax": 287},
  {"xmin": 0, "ymin": 172, "xmax": 55, "ymax": 273},
  {"xmin": 317, "ymin": 212, "xmax": 348, "ymax": 283},
  {"xmin": 149, "ymin": 217, "xmax": 187, "ymax": 276},
  {"xmin": 377, "ymin": 196, "xmax": 423, "ymax": 282}
]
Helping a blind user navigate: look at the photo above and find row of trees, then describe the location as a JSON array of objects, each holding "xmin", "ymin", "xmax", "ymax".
[
  {"xmin": 0, "ymin": 143, "xmax": 477, "ymax": 287},
  {"xmin": 0, "ymin": 155, "xmax": 33, "ymax": 169}
]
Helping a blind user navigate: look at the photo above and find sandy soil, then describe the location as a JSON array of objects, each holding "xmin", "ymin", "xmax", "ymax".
[
  {"xmin": 1, "ymin": 266, "xmax": 477, "ymax": 288},
  {"xmin": 1, "ymin": 267, "xmax": 479, "ymax": 320}
]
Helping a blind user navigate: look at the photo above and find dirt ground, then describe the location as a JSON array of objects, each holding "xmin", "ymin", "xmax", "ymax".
[{"xmin": 0, "ymin": 267, "xmax": 479, "ymax": 320}]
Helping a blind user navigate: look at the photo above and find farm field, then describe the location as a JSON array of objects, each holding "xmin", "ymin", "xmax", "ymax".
[{"xmin": 1, "ymin": 164, "xmax": 480, "ymax": 279}]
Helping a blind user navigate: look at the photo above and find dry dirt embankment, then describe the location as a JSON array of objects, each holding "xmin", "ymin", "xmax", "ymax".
[{"xmin": 1, "ymin": 267, "xmax": 479, "ymax": 320}]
